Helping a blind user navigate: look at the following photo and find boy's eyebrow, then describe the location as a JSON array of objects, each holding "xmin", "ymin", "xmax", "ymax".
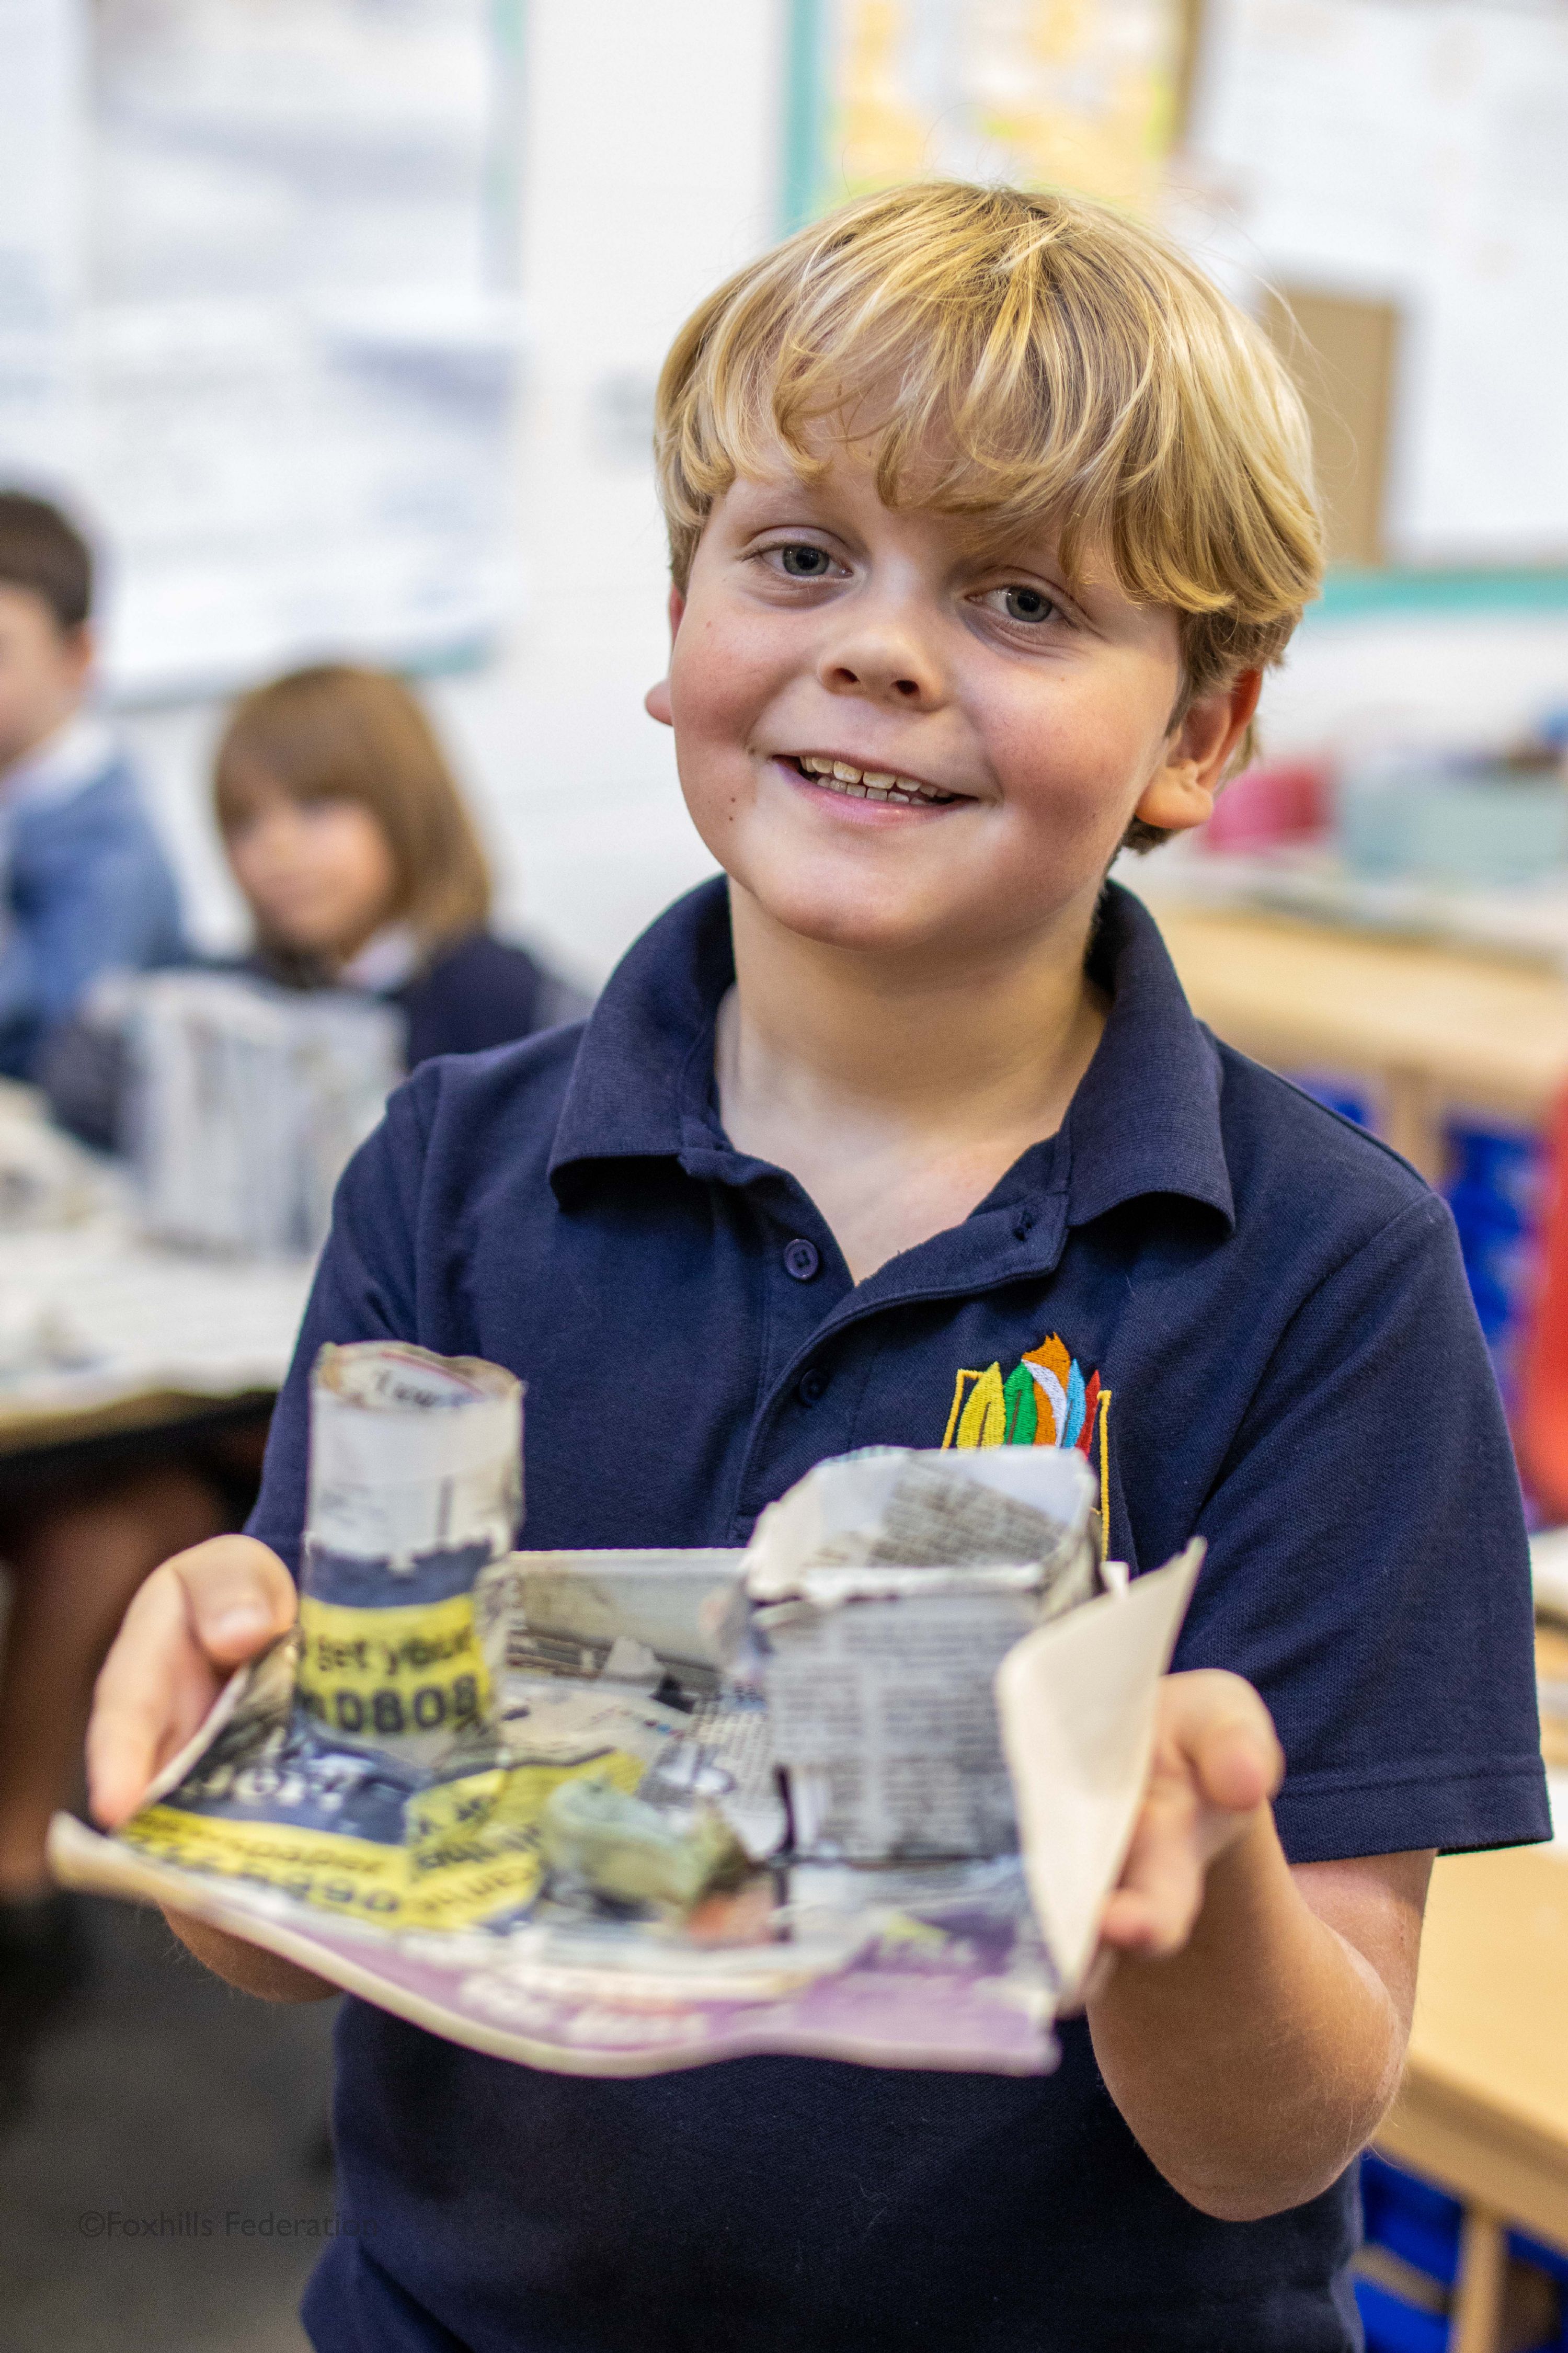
[
  {"xmin": 937, "ymin": 504, "xmax": 1076, "ymax": 573},
  {"xmin": 959, "ymin": 528, "xmax": 1066, "ymax": 575},
  {"xmin": 729, "ymin": 474, "xmax": 1070, "ymax": 562},
  {"xmin": 727, "ymin": 468, "xmax": 843, "ymax": 518}
]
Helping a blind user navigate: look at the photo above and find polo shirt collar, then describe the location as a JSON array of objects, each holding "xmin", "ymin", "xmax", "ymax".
[
  {"xmin": 548, "ymin": 875, "xmax": 1234, "ymax": 1235},
  {"xmin": 548, "ymin": 879, "xmax": 732, "ymax": 1182},
  {"xmin": 1061, "ymin": 882, "xmax": 1234, "ymax": 1232}
]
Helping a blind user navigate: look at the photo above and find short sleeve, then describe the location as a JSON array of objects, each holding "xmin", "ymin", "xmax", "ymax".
[
  {"xmin": 1176, "ymin": 1190, "xmax": 1549, "ymax": 1862},
  {"xmin": 245, "ymin": 1073, "xmax": 430, "ymax": 1579}
]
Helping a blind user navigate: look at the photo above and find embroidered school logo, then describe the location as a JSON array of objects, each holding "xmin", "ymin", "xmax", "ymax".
[{"xmin": 942, "ymin": 1333, "xmax": 1108, "ymax": 1470}]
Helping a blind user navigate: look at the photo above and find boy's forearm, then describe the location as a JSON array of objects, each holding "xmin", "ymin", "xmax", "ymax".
[
  {"xmin": 1086, "ymin": 1811, "xmax": 1407, "ymax": 2221},
  {"xmin": 163, "ymin": 1906, "xmax": 337, "ymax": 2003}
]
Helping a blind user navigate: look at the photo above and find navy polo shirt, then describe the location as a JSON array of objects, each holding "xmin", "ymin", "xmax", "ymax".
[{"xmin": 249, "ymin": 877, "xmax": 1548, "ymax": 2353}]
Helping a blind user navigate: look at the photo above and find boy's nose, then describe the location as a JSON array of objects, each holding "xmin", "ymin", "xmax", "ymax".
[{"xmin": 817, "ymin": 621, "xmax": 943, "ymax": 710}]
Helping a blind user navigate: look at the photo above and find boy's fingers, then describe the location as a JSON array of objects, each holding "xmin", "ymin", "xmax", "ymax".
[
  {"xmin": 87, "ymin": 1538, "xmax": 296, "ymax": 1830},
  {"xmin": 1104, "ymin": 1784, "xmax": 1206, "ymax": 1956},
  {"xmin": 1163, "ymin": 1670, "xmax": 1284, "ymax": 1815},
  {"xmin": 87, "ymin": 1567, "xmax": 205, "ymax": 1827},
  {"xmin": 1100, "ymin": 1868, "xmax": 1201, "ymax": 1959},
  {"xmin": 175, "ymin": 1535, "xmax": 297, "ymax": 1661},
  {"xmin": 1095, "ymin": 1680, "xmax": 1282, "ymax": 1963},
  {"xmin": 1061, "ymin": 1943, "xmax": 1119, "ymax": 2016}
]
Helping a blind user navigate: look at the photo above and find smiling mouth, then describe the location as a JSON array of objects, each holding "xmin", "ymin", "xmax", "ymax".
[{"xmin": 782, "ymin": 754, "xmax": 968, "ymax": 807}]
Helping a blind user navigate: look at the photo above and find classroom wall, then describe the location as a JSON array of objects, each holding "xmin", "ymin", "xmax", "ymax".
[
  {"xmin": 117, "ymin": 0, "xmax": 1568, "ymax": 980},
  {"xmin": 1264, "ymin": 612, "xmax": 1568, "ymax": 762},
  {"xmin": 120, "ymin": 0, "xmax": 784, "ymax": 982}
]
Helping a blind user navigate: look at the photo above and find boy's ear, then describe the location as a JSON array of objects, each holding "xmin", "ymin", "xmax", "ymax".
[
  {"xmin": 643, "ymin": 587, "xmax": 686, "ymax": 729},
  {"xmin": 1132, "ymin": 669, "xmax": 1263, "ymax": 837}
]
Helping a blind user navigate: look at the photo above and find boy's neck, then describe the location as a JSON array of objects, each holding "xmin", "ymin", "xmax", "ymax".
[{"xmin": 717, "ymin": 880, "xmax": 1108, "ymax": 1282}]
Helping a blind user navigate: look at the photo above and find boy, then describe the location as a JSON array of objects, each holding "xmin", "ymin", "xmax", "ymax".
[
  {"xmin": 88, "ymin": 185, "xmax": 1546, "ymax": 2352},
  {"xmin": 0, "ymin": 491, "xmax": 182, "ymax": 1079}
]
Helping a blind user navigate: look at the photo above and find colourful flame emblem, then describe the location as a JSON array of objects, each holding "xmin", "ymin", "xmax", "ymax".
[{"xmin": 942, "ymin": 1333, "xmax": 1103, "ymax": 1459}]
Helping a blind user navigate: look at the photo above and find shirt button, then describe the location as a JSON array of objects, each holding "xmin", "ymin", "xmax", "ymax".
[
  {"xmin": 797, "ymin": 1366, "xmax": 828, "ymax": 1406},
  {"xmin": 783, "ymin": 1238, "xmax": 821, "ymax": 1282}
]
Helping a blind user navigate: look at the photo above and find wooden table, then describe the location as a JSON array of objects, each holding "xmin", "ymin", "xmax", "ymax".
[
  {"xmin": 1136, "ymin": 905, "xmax": 1568, "ymax": 2344},
  {"xmin": 1152, "ymin": 906, "xmax": 1568, "ymax": 1180},
  {"xmin": 0, "ymin": 1386, "xmax": 278, "ymax": 1469},
  {"xmin": 1377, "ymin": 1845, "xmax": 1568, "ymax": 2351},
  {"xmin": 0, "ymin": 1212, "xmax": 311, "ymax": 1460}
]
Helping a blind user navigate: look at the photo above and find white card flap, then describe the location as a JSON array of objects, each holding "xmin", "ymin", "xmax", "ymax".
[{"xmin": 995, "ymin": 1539, "xmax": 1205, "ymax": 1998}]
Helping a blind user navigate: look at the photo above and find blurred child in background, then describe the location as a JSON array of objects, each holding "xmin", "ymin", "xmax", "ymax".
[
  {"xmin": 216, "ymin": 663, "xmax": 587, "ymax": 1058},
  {"xmin": 0, "ymin": 491, "xmax": 183, "ymax": 1079},
  {"xmin": 48, "ymin": 661, "xmax": 588, "ymax": 1147},
  {"xmin": 0, "ymin": 661, "xmax": 585, "ymax": 2007}
]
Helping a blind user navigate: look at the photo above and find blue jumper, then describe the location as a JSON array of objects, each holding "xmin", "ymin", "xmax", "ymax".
[{"xmin": 0, "ymin": 739, "xmax": 182, "ymax": 1079}]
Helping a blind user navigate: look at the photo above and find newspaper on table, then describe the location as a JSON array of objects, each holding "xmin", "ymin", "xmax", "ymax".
[
  {"xmin": 51, "ymin": 1342, "xmax": 1202, "ymax": 2078},
  {"xmin": 125, "ymin": 970, "xmax": 405, "ymax": 1256}
]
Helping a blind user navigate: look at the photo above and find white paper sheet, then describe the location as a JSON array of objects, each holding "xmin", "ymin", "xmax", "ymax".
[
  {"xmin": 0, "ymin": 1178, "xmax": 312, "ymax": 1421},
  {"xmin": 996, "ymin": 1540, "xmax": 1206, "ymax": 1997}
]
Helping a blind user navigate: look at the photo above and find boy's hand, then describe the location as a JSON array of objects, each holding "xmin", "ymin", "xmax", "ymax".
[
  {"xmin": 1098, "ymin": 1669, "xmax": 1285, "ymax": 1961},
  {"xmin": 1086, "ymin": 1669, "xmax": 1426, "ymax": 2218},
  {"xmin": 87, "ymin": 1534, "xmax": 333, "ymax": 2005},
  {"xmin": 87, "ymin": 1534, "xmax": 297, "ymax": 1830}
]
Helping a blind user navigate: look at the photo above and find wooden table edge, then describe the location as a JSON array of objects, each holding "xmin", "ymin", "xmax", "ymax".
[
  {"xmin": 1379, "ymin": 2062, "xmax": 1568, "ymax": 2256},
  {"xmin": 0, "ymin": 1386, "xmax": 278, "ymax": 1463}
]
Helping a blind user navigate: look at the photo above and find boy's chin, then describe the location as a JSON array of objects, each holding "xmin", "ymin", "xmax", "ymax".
[{"xmin": 731, "ymin": 866, "xmax": 997, "ymax": 960}]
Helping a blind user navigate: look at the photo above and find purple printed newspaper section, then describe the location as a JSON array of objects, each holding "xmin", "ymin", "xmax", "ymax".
[{"xmin": 262, "ymin": 1904, "xmax": 1057, "ymax": 2077}]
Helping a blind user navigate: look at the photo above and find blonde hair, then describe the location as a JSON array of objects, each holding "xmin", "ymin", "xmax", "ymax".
[
  {"xmin": 655, "ymin": 180, "xmax": 1323, "ymax": 845},
  {"xmin": 214, "ymin": 665, "xmax": 491, "ymax": 951}
]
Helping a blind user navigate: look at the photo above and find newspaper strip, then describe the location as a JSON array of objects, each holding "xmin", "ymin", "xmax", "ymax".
[
  {"xmin": 297, "ymin": 1342, "xmax": 523, "ymax": 1769},
  {"xmin": 746, "ymin": 1449, "xmax": 1102, "ymax": 1861}
]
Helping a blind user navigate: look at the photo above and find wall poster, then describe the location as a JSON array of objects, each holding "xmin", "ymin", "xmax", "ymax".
[{"xmin": 0, "ymin": 0, "xmax": 522, "ymax": 701}]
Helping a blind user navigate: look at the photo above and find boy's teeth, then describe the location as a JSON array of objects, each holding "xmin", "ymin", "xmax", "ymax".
[{"xmin": 796, "ymin": 755, "xmax": 952, "ymax": 805}]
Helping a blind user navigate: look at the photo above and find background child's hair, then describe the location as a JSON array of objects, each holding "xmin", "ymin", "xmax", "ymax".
[
  {"xmin": 655, "ymin": 180, "xmax": 1325, "ymax": 848},
  {"xmin": 0, "ymin": 491, "xmax": 94, "ymax": 633},
  {"xmin": 214, "ymin": 665, "xmax": 491, "ymax": 951}
]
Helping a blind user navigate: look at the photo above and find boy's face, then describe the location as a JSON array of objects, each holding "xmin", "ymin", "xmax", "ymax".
[
  {"xmin": 649, "ymin": 438, "xmax": 1255, "ymax": 961},
  {"xmin": 0, "ymin": 586, "xmax": 93, "ymax": 776}
]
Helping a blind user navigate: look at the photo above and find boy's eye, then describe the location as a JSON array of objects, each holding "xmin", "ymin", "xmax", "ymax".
[
  {"xmin": 774, "ymin": 544, "xmax": 834, "ymax": 578},
  {"xmin": 997, "ymin": 585, "xmax": 1058, "ymax": 624}
]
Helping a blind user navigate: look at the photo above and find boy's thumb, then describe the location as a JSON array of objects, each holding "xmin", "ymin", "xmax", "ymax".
[
  {"xmin": 1172, "ymin": 1670, "xmax": 1284, "ymax": 1814},
  {"xmin": 178, "ymin": 1536, "xmax": 297, "ymax": 1662},
  {"xmin": 1198, "ymin": 1716, "xmax": 1280, "ymax": 1816}
]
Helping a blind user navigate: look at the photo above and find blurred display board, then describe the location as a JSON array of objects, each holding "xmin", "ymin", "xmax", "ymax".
[
  {"xmin": 784, "ymin": 0, "xmax": 1568, "ymax": 587},
  {"xmin": 0, "ymin": 0, "xmax": 83, "ymax": 484},
  {"xmin": 1260, "ymin": 285, "xmax": 1401, "ymax": 568},
  {"xmin": 784, "ymin": 0, "xmax": 1190, "ymax": 228},
  {"xmin": 0, "ymin": 0, "xmax": 522, "ymax": 702},
  {"xmin": 1190, "ymin": 0, "xmax": 1568, "ymax": 569}
]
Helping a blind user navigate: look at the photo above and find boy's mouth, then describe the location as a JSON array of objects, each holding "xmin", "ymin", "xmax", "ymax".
[{"xmin": 781, "ymin": 754, "xmax": 967, "ymax": 808}]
